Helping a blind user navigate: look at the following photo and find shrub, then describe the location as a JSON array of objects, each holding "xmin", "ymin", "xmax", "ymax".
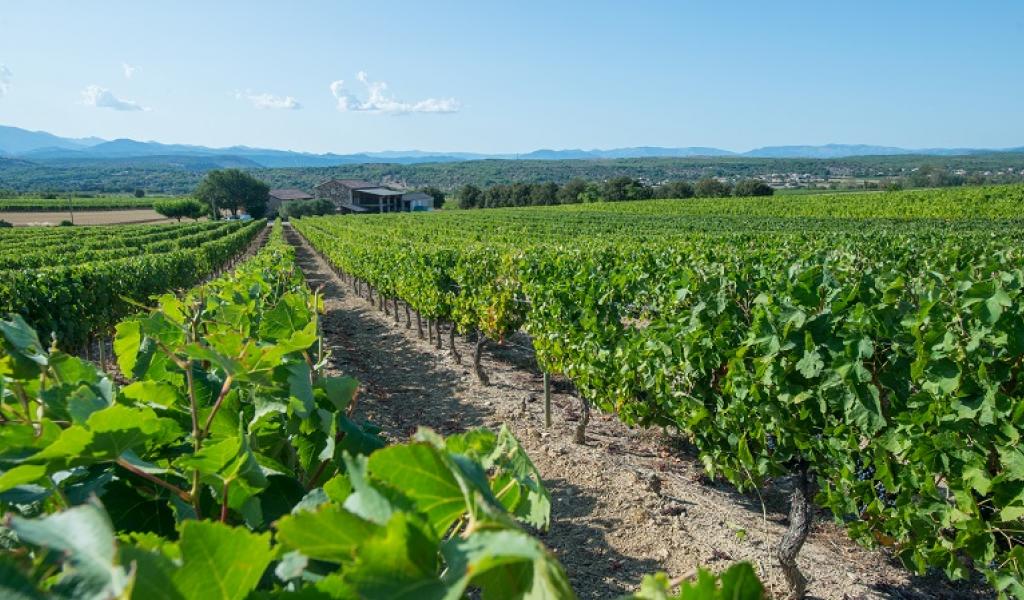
[
  {"xmin": 733, "ymin": 179, "xmax": 775, "ymax": 197},
  {"xmin": 154, "ymin": 198, "xmax": 207, "ymax": 222},
  {"xmin": 694, "ymin": 177, "xmax": 733, "ymax": 198}
]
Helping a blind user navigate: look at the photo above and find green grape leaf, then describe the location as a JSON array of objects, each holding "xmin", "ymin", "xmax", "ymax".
[
  {"xmin": 171, "ymin": 520, "xmax": 273, "ymax": 600},
  {"xmin": 340, "ymin": 512, "xmax": 445, "ymax": 599},
  {"xmin": 367, "ymin": 442, "xmax": 467, "ymax": 534},
  {"xmin": 275, "ymin": 504, "xmax": 382, "ymax": 563},
  {"xmin": 441, "ymin": 529, "xmax": 574, "ymax": 599},
  {"xmin": 7, "ymin": 500, "xmax": 132, "ymax": 600}
]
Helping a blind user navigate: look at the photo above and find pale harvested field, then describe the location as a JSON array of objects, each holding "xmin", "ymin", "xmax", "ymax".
[{"xmin": 0, "ymin": 209, "xmax": 175, "ymax": 226}]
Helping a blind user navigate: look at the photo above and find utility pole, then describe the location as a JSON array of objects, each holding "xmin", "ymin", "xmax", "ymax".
[{"xmin": 67, "ymin": 193, "xmax": 74, "ymax": 225}]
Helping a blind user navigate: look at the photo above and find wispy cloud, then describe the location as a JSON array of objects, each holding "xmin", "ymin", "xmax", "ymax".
[
  {"xmin": 329, "ymin": 71, "xmax": 459, "ymax": 115},
  {"xmin": 81, "ymin": 85, "xmax": 148, "ymax": 111},
  {"xmin": 122, "ymin": 62, "xmax": 138, "ymax": 79},
  {"xmin": 236, "ymin": 90, "xmax": 302, "ymax": 110},
  {"xmin": 0, "ymin": 64, "xmax": 11, "ymax": 98}
]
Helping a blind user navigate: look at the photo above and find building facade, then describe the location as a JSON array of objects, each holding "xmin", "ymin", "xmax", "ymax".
[{"xmin": 312, "ymin": 179, "xmax": 433, "ymax": 214}]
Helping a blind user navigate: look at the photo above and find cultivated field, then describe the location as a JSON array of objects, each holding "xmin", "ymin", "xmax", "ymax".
[
  {"xmin": 0, "ymin": 196, "xmax": 157, "ymax": 211},
  {"xmin": 0, "ymin": 219, "xmax": 264, "ymax": 348},
  {"xmin": 293, "ymin": 184, "xmax": 1024, "ymax": 596},
  {"xmin": 3, "ymin": 185, "xmax": 1024, "ymax": 599}
]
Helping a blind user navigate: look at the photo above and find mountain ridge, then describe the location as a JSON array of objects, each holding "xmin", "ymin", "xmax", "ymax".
[{"xmin": 2, "ymin": 124, "xmax": 1022, "ymax": 168}]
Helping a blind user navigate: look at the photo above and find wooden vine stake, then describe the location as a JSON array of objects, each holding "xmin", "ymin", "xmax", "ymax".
[
  {"xmin": 97, "ymin": 335, "xmax": 106, "ymax": 371},
  {"xmin": 543, "ymin": 372, "xmax": 552, "ymax": 428}
]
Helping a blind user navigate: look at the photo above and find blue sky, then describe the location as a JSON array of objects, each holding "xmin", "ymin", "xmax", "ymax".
[{"xmin": 0, "ymin": 1, "xmax": 1022, "ymax": 154}]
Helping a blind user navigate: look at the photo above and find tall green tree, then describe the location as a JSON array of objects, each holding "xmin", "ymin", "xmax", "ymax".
[
  {"xmin": 655, "ymin": 180, "xmax": 695, "ymax": 199},
  {"xmin": 456, "ymin": 184, "xmax": 482, "ymax": 209},
  {"xmin": 419, "ymin": 186, "xmax": 447, "ymax": 209},
  {"xmin": 602, "ymin": 177, "xmax": 652, "ymax": 202},
  {"xmin": 558, "ymin": 178, "xmax": 588, "ymax": 204},
  {"xmin": 194, "ymin": 169, "xmax": 270, "ymax": 219},
  {"xmin": 733, "ymin": 179, "xmax": 774, "ymax": 197},
  {"xmin": 694, "ymin": 177, "xmax": 733, "ymax": 198},
  {"xmin": 531, "ymin": 182, "xmax": 560, "ymax": 206}
]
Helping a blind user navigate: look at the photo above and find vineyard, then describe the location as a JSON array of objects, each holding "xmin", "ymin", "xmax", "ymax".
[
  {"xmin": 0, "ymin": 221, "xmax": 758, "ymax": 600},
  {"xmin": 0, "ymin": 196, "xmax": 156, "ymax": 212},
  {"xmin": 290, "ymin": 184, "xmax": 1024, "ymax": 597},
  {"xmin": 0, "ymin": 219, "xmax": 264, "ymax": 350}
]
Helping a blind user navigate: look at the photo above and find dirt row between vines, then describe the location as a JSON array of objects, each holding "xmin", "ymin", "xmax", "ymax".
[{"xmin": 284, "ymin": 224, "xmax": 983, "ymax": 600}]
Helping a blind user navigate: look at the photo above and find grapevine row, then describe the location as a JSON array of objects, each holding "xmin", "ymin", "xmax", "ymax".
[
  {"xmin": 0, "ymin": 219, "xmax": 265, "ymax": 350},
  {"xmin": 293, "ymin": 184, "xmax": 1024, "ymax": 597},
  {"xmin": 0, "ymin": 221, "xmax": 761, "ymax": 599}
]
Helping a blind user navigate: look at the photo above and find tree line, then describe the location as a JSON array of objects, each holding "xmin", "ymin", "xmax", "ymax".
[
  {"xmin": 3, "ymin": 153, "xmax": 1022, "ymax": 196},
  {"xmin": 455, "ymin": 176, "xmax": 773, "ymax": 209}
]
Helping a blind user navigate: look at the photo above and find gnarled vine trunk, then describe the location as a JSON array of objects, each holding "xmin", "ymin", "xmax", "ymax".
[
  {"xmin": 473, "ymin": 331, "xmax": 489, "ymax": 385},
  {"xmin": 778, "ymin": 462, "xmax": 812, "ymax": 599},
  {"xmin": 573, "ymin": 396, "xmax": 589, "ymax": 444},
  {"xmin": 448, "ymin": 323, "xmax": 461, "ymax": 363}
]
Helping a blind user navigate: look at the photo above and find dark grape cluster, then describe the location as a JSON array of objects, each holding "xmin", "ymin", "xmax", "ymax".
[
  {"xmin": 765, "ymin": 433, "xmax": 777, "ymax": 453},
  {"xmin": 874, "ymin": 481, "xmax": 896, "ymax": 508}
]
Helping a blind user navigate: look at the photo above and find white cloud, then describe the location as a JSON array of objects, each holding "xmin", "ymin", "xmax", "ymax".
[
  {"xmin": 329, "ymin": 71, "xmax": 459, "ymax": 115},
  {"xmin": 81, "ymin": 85, "xmax": 148, "ymax": 111},
  {"xmin": 237, "ymin": 91, "xmax": 301, "ymax": 110},
  {"xmin": 122, "ymin": 62, "xmax": 137, "ymax": 79},
  {"xmin": 0, "ymin": 64, "xmax": 11, "ymax": 97}
]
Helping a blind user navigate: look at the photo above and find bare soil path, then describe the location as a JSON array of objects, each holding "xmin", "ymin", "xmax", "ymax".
[{"xmin": 284, "ymin": 224, "xmax": 986, "ymax": 600}]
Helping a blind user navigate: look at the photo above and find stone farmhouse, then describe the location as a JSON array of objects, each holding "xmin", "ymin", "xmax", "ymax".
[{"xmin": 312, "ymin": 179, "xmax": 434, "ymax": 213}]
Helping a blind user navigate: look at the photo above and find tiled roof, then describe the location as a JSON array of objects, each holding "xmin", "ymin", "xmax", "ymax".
[
  {"xmin": 269, "ymin": 188, "xmax": 313, "ymax": 201},
  {"xmin": 315, "ymin": 179, "xmax": 374, "ymax": 190},
  {"xmin": 357, "ymin": 187, "xmax": 404, "ymax": 196}
]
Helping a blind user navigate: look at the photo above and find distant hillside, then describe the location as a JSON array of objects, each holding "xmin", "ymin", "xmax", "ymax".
[
  {"xmin": 3, "ymin": 124, "xmax": 1023, "ymax": 168},
  {"xmin": 743, "ymin": 144, "xmax": 1023, "ymax": 158},
  {"xmin": 519, "ymin": 147, "xmax": 734, "ymax": 160},
  {"xmin": 0, "ymin": 125, "xmax": 104, "ymax": 155}
]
